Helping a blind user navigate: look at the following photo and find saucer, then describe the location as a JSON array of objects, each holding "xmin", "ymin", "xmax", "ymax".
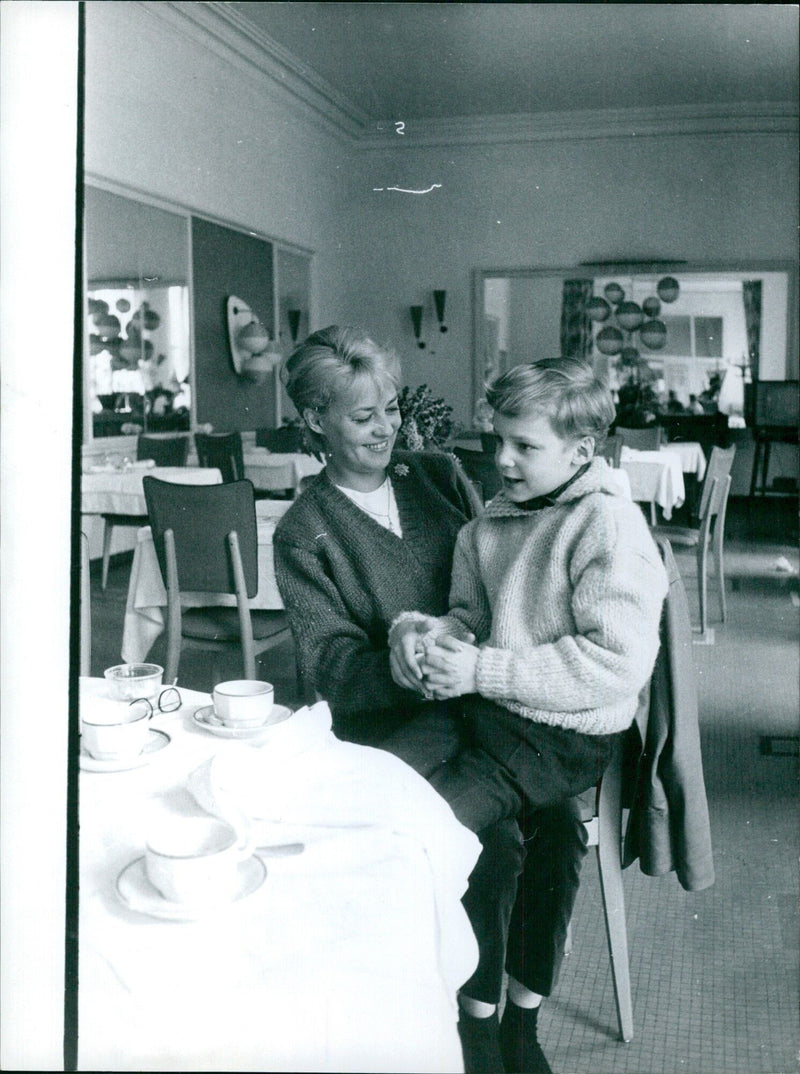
[
  {"xmin": 79, "ymin": 728, "xmax": 171, "ymax": 772},
  {"xmin": 116, "ymin": 855, "xmax": 267, "ymax": 921},
  {"xmin": 192, "ymin": 704, "xmax": 292, "ymax": 739}
]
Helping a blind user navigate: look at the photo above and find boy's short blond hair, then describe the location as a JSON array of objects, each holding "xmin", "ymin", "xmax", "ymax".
[{"xmin": 486, "ymin": 358, "xmax": 616, "ymax": 444}]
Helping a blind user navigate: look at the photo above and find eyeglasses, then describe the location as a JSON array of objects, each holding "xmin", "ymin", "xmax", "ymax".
[{"xmin": 128, "ymin": 686, "xmax": 182, "ymax": 719}]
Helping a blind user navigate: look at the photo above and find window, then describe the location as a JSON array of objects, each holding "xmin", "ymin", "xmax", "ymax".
[{"xmin": 654, "ymin": 315, "xmax": 723, "ymax": 359}]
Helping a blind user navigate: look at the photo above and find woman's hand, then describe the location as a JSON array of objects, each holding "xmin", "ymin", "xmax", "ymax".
[
  {"xmin": 389, "ymin": 616, "xmax": 439, "ymax": 693},
  {"xmin": 419, "ymin": 635, "xmax": 480, "ymax": 699}
]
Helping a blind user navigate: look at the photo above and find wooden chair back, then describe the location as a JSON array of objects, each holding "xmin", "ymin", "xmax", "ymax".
[
  {"xmin": 615, "ymin": 426, "xmax": 665, "ymax": 451},
  {"xmin": 194, "ymin": 431, "xmax": 245, "ymax": 483},
  {"xmin": 599, "ymin": 433, "xmax": 623, "ymax": 468},
  {"xmin": 137, "ymin": 434, "xmax": 189, "ymax": 467},
  {"xmin": 452, "ymin": 447, "xmax": 502, "ymax": 502},
  {"xmin": 143, "ymin": 477, "xmax": 260, "ymax": 682},
  {"xmin": 697, "ymin": 445, "xmax": 736, "ymax": 523}
]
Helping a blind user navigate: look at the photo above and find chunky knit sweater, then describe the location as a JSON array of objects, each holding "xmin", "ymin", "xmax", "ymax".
[
  {"xmin": 424, "ymin": 457, "xmax": 668, "ymax": 736},
  {"xmin": 273, "ymin": 450, "xmax": 481, "ymax": 726}
]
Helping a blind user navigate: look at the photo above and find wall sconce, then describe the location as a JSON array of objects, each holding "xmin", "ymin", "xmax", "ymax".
[
  {"xmin": 433, "ymin": 289, "xmax": 448, "ymax": 333},
  {"xmin": 287, "ymin": 308, "xmax": 302, "ymax": 345},
  {"xmin": 227, "ymin": 295, "xmax": 281, "ymax": 383},
  {"xmin": 409, "ymin": 305, "xmax": 426, "ymax": 349}
]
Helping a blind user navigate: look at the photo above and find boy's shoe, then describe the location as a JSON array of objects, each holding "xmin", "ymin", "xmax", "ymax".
[
  {"xmin": 457, "ymin": 1009, "xmax": 505, "ymax": 1073},
  {"xmin": 499, "ymin": 1001, "xmax": 553, "ymax": 1074}
]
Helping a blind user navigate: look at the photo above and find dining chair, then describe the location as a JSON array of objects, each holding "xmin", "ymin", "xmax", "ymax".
[
  {"xmin": 142, "ymin": 476, "xmax": 293, "ymax": 685},
  {"xmin": 571, "ymin": 731, "xmax": 634, "ymax": 1042},
  {"xmin": 567, "ymin": 535, "xmax": 704, "ymax": 1044},
  {"xmin": 137, "ymin": 434, "xmax": 190, "ymax": 467},
  {"xmin": 194, "ymin": 431, "xmax": 245, "ymax": 483},
  {"xmin": 615, "ymin": 426, "xmax": 666, "ymax": 451},
  {"xmin": 599, "ymin": 433, "xmax": 623, "ymax": 468},
  {"xmin": 452, "ymin": 447, "xmax": 502, "ymax": 503},
  {"xmin": 80, "ymin": 531, "xmax": 91, "ymax": 676},
  {"xmin": 652, "ymin": 445, "xmax": 736, "ymax": 635},
  {"xmin": 99, "ymin": 434, "xmax": 190, "ymax": 589}
]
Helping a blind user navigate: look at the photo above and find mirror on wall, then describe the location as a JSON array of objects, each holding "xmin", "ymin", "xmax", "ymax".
[
  {"xmin": 475, "ymin": 264, "xmax": 797, "ymax": 427},
  {"xmin": 85, "ymin": 186, "xmax": 192, "ymax": 440}
]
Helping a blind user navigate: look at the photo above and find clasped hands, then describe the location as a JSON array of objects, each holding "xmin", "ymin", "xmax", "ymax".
[{"xmin": 389, "ymin": 617, "xmax": 479, "ymax": 700}]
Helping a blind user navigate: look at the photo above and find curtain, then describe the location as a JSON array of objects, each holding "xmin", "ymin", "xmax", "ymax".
[
  {"xmin": 742, "ymin": 280, "xmax": 762, "ymax": 382},
  {"xmin": 560, "ymin": 279, "xmax": 593, "ymax": 360}
]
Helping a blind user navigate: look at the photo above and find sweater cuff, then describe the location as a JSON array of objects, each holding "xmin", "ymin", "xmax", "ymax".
[
  {"xmin": 388, "ymin": 611, "xmax": 433, "ymax": 648},
  {"xmin": 475, "ymin": 647, "xmax": 515, "ymax": 700}
]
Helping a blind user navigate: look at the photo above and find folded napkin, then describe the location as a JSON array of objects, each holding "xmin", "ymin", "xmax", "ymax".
[
  {"xmin": 124, "ymin": 458, "xmax": 156, "ymax": 471},
  {"xmin": 187, "ymin": 701, "xmax": 481, "ymax": 995}
]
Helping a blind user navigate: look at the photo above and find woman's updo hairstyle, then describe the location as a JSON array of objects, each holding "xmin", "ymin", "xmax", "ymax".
[{"xmin": 281, "ymin": 325, "xmax": 401, "ymax": 450}]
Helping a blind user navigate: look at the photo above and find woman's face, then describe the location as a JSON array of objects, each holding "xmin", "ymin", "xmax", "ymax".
[{"xmin": 307, "ymin": 374, "xmax": 402, "ymax": 490}]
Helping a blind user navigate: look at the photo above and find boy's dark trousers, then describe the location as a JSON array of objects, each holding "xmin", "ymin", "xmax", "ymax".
[{"xmin": 381, "ymin": 699, "xmax": 616, "ymax": 1004}]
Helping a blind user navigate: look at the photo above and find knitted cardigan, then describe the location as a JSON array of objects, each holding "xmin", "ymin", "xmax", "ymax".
[
  {"xmin": 425, "ymin": 457, "xmax": 669, "ymax": 736},
  {"xmin": 273, "ymin": 450, "xmax": 481, "ymax": 725}
]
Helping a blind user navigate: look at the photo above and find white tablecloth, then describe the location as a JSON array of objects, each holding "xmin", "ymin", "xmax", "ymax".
[
  {"xmin": 659, "ymin": 441, "xmax": 707, "ymax": 480},
  {"xmin": 121, "ymin": 500, "xmax": 291, "ymax": 664},
  {"xmin": 244, "ymin": 450, "xmax": 324, "ymax": 493},
  {"xmin": 82, "ymin": 466, "xmax": 223, "ymax": 516},
  {"xmin": 78, "ymin": 678, "xmax": 478, "ymax": 1072},
  {"xmin": 620, "ymin": 447, "xmax": 686, "ymax": 520}
]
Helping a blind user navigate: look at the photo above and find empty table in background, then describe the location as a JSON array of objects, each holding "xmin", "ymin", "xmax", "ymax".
[
  {"xmin": 81, "ymin": 465, "xmax": 222, "ymax": 517},
  {"xmin": 244, "ymin": 450, "xmax": 324, "ymax": 495},
  {"xmin": 620, "ymin": 448, "xmax": 686, "ymax": 521}
]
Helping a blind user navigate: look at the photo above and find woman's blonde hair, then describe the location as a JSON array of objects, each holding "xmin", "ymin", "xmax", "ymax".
[
  {"xmin": 281, "ymin": 326, "xmax": 401, "ymax": 448},
  {"xmin": 486, "ymin": 358, "xmax": 616, "ymax": 444}
]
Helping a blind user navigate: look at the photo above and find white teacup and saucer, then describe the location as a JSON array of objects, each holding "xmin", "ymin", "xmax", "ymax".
[
  {"xmin": 80, "ymin": 694, "xmax": 171, "ymax": 773},
  {"xmin": 193, "ymin": 680, "xmax": 291, "ymax": 740},
  {"xmin": 116, "ymin": 816, "xmax": 266, "ymax": 921}
]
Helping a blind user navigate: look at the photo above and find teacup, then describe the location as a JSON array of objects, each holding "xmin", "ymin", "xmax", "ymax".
[
  {"xmin": 81, "ymin": 696, "xmax": 152, "ymax": 761},
  {"xmin": 144, "ymin": 817, "xmax": 253, "ymax": 906},
  {"xmin": 212, "ymin": 680, "xmax": 275, "ymax": 728}
]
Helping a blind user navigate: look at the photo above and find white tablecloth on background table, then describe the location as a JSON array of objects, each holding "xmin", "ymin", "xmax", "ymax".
[
  {"xmin": 659, "ymin": 441, "xmax": 707, "ymax": 480},
  {"xmin": 82, "ymin": 466, "xmax": 223, "ymax": 516},
  {"xmin": 244, "ymin": 450, "xmax": 324, "ymax": 493},
  {"xmin": 121, "ymin": 500, "xmax": 290, "ymax": 664},
  {"xmin": 78, "ymin": 677, "xmax": 478, "ymax": 1072},
  {"xmin": 620, "ymin": 447, "xmax": 686, "ymax": 520}
]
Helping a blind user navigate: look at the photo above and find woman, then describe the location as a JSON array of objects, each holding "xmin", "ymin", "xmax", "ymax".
[{"xmin": 274, "ymin": 327, "xmax": 583, "ymax": 1074}]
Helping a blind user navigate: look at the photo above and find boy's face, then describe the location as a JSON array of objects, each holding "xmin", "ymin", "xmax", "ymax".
[{"xmin": 492, "ymin": 410, "xmax": 593, "ymax": 502}]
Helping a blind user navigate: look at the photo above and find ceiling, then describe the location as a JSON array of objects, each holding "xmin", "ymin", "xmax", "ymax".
[{"xmin": 226, "ymin": 2, "xmax": 799, "ymax": 122}]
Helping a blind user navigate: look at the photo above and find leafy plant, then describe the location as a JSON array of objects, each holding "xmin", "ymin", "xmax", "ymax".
[{"xmin": 396, "ymin": 384, "xmax": 454, "ymax": 450}]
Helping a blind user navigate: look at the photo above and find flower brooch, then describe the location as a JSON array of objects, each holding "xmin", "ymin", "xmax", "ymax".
[{"xmin": 393, "ymin": 463, "xmax": 410, "ymax": 478}]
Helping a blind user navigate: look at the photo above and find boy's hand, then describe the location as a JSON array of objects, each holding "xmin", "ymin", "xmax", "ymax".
[{"xmin": 420, "ymin": 635, "xmax": 479, "ymax": 699}]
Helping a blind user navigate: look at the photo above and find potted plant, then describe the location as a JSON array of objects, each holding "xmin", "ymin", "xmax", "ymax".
[{"xmin": 396, "ymin": 384, "xmax": 454, "ymax": 451}]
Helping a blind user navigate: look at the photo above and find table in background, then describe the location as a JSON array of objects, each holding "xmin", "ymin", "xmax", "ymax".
[
  {"xmin": 243, "ymin": 450, "xmax": 324, "ymax": 495},
  {"xmin": 659, "ymin": 441, "xmax": 706, "ymax": 482},
  {"xmin": 121, "ymin": 499, "xmax": 291, "ymax": 664},
  {"xmin": 620, "ymin": 447, "xmax": 686, "ymax": 521},
  {"xmin": 78, "ymin": 677, "xmax": 477, "ymax": 1072},
  {"xmin": 81, "ymin": 465, "xmax": 222, "ymax": 516}
]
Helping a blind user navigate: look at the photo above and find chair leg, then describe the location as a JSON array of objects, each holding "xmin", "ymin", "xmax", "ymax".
[
  {"xmin": 696, "ymin": 539, "xmax": 708, "ymax": 635},
  {"xmin": 101, "ymin": 519, "xmax": 114, "ymax": 591},
  {"xmin": 650, "ymin": 501, "xmax": 656, "ymax": 527},
  {"xmin": 597, "ymin": 808, "xmax": 634, "ymax": 1042},
  {"xmin": 713, "ymin": 522, "xmax": 725, "ymax": 623}
]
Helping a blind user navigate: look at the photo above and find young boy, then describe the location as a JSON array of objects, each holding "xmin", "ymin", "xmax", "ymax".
[{"xmin": 390, "ymin": 357, "xmax": 668, "ymax": 1073}]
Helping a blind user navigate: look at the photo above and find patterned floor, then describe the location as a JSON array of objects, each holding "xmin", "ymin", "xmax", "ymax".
[{"xmin": 540, "ymin": 527, "xmax": 799, "ymax": 1074}]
